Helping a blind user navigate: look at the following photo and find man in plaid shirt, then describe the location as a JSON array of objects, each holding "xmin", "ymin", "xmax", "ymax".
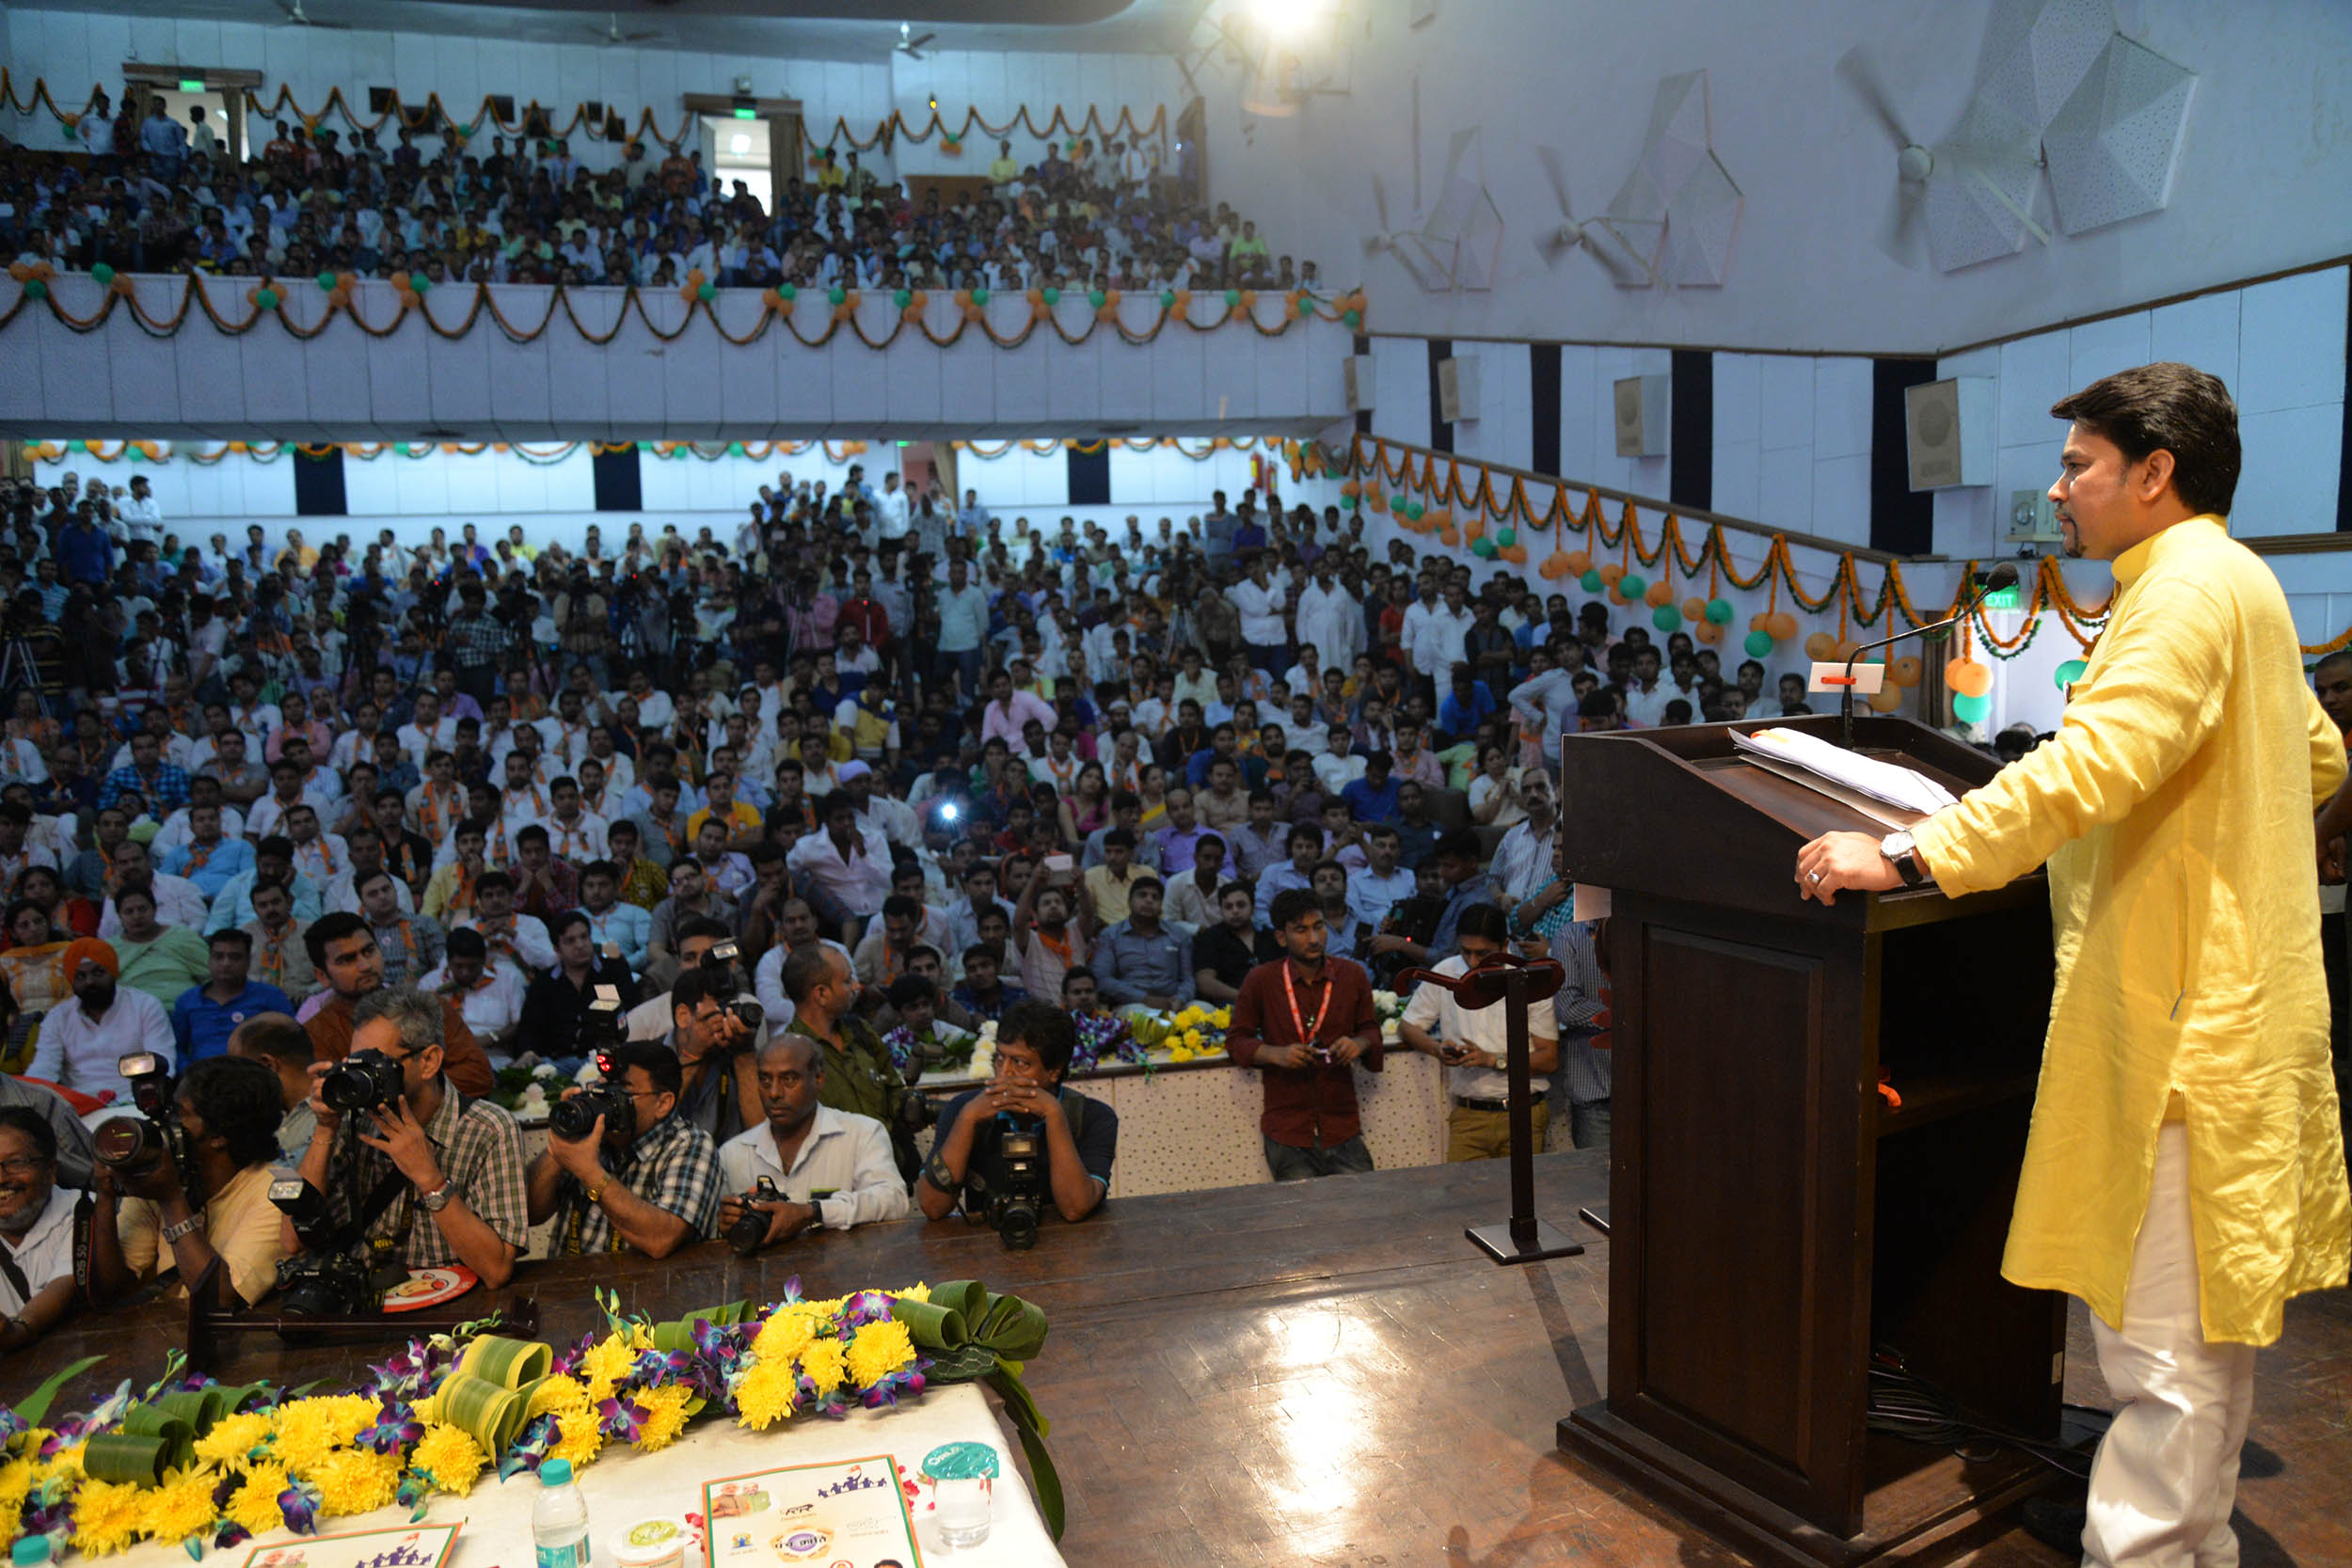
[
  {"xmin": 292, "ymin": 985, "xmax": 529, "ymax": 1287},
  {"xmin": 443, "ymin": 581, "xmax": 514, "ymax": 710},
  {"xmin": 99, "ymin": 729, "xmax": 193, "ymax": 813},
  {"xmin": 524, "ymin": 1040, "xmax": 722, "ymax": 1257}
]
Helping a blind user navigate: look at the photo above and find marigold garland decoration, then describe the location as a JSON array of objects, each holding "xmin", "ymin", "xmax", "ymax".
[{"xmin": 0, "ymin": 1277, "xmax": 1063, "ymax": 1560}]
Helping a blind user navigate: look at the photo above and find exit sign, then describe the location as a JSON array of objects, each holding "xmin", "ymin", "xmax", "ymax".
[
  {"xmin": 1977, "ymin": 586, "xmax": 2022, "ymax": 610},
  {"xmin": 179, "ymin": 78, "xmax": 204, "ymax": 93}
]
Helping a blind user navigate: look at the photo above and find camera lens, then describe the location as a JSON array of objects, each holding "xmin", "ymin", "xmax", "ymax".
[
  {"xmin": 92, "ymin": 1116, "xmax": 159, "ymax": 1170},
  {"xmin": 548, "ymin": 1094, "xmax": 599, "ymax": 1141}
]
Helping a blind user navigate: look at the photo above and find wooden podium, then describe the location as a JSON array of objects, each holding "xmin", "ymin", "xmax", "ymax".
[{"xmin": 1556, "ymin": 716, "xmax": 2065, "ymax": 1568}]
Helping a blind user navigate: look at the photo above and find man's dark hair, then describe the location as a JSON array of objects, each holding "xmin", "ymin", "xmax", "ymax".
[
  {"xmin": 1433, "ymin": 829, "xmax": 1483, "ymax": 864},
  {"xmin": 2049, "ymin": 362, "xmax": 2241, "ymax": 517},
  {"xmin": 208, "ymin": 927, "xmax": 254, "ymax": 954},
  {"xmin": 548, "ymin": 909, "xmax": 591, "ymax": 942},
  {"xmin": 445, "ymin": 927, "xmax": 488, "ymax": 959},
  {"xmin": 1103, "ymin": 826, "xmax": 1135, "ymax": 849},
  {"xmin": 0, "ymin": 1105, "xmax": 56, "ymax": 1161},
  {"xmin": 996, "ymin": 998, "xmax": 1076, "ymax": 1082},
  {"xmin": 1269, "ymin": 887, "xmax": 1322, "ymax": 930},
  {"xmin": 780, "ymin": 941, "xmax": 838, "ymax": 1004},
  {"xmin": 1058, "ymin": 962, "xmax": 1096, "ymax": 993},
  {"xmin": 605, "ymin": 1039, "xmax": 683, "ymax": 1101},
  {"xmin": 677, "ymin": 915, "xmax": 733, "ymax": 945},
  {"xmin": 1455, "ymin": 902, "xmax": 1511, "ymax": 946},
  {"xmin": 303, "ymin": 910, "xmax": 371, "ymax": 969},
  {"xmin": 183, "ymin": 1056, "xmax": 286, "ymax": 1167},
  {"xmin": 475, "ymin": 869, "xmax": 515, "ymax": 895},
  {"xmin": 885, "ymin": 974, "xmax": 934, "ymax": 1009},
  {"xmin": 1287, "ymin": 824, "xmax": 1324, "ymax": 850}
]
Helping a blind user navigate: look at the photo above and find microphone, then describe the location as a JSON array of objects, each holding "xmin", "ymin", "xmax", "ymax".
[{"xmin": 1838, "ymin": 563, "xmax": 2020, "ymax": 748}]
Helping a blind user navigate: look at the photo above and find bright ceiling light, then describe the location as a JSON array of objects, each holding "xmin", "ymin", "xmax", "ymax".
[
  {"xmin": 730, "ymin": 133, "xmax": 751, "ymax": 155},
  {"xmin": 1250, "ymin": 0, "xmax": 1330, "ymax": 42}
]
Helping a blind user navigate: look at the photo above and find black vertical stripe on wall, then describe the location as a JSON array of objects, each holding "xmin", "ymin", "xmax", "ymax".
[
  {"xmin": 1870, "ymin": 358, "xmax": 1940, "ymax": 556},
  {"xmin": 1067, "ymin": 441, "xmax": 1110, "ymax": 506},
  {"xmin": 292, "ymin": 447, "xmax": 346, "ymax": 516},
  {"xmin": 1669, "ymin": 349, "xmax": 1713, "ymax": 512},
  {"xmin": 1531, "ymin": 343, "xmax": 1562, "ymax": 477},
  {"xmin": 591, "ymin": 447, "xmax": 643, "ymax": 512},
  {"xmin": 1427, "ymin": 338, "xmax": 1454, "ymax": 453},
  {"xmin": 2339, "ymin": 269, "xmax": 2352, "ymax": 531},
  {"xmin": 1355, "ymin": 332, "xmax": 1373, "ymax": 436}
]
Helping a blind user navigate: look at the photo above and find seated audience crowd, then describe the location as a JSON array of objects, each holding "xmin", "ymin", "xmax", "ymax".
[
  {"xmin": 3, "ymin": 90, "xmax": 1323, "ymax": 298},
  {"xmin": 0, "ymin": 457, "xmax": 1658, "ymax": 1353}
]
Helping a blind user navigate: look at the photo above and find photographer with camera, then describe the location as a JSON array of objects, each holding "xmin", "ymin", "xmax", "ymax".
[
  {"xmin": 87, "ymin": 1055, "xmax": 291, "ymax": 1307},
  {"xmin": 525, "ymin": 1041, "xmax": 719, "ymax": 1259},
  {"xmin": 666, "ymin": 965, "xmax": 766, "ymax": 1146},
  {"xmin": 915, "ymin": 1001, "xmax": 1117, "ymax": 1246},
  {"xmin": 291, "ymin": 985, "xmax": 529, "ymax": 1290},
  {"xmin": 716, "ymin": 1033, "xmax": 910, "ymax": 1252},
  {"xmin": 523, "ymin": 911, "xmax": 640, "ymax": 1051}
]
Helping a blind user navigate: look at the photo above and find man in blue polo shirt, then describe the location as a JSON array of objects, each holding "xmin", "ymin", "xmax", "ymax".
[{"xmin": 171, "ymin": 930, "xmax": 294, "ymax": 1063}]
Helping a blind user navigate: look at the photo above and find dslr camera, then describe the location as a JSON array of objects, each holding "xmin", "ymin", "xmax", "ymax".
[
  {"xmin": 699, "ymin": 940, "xmax": 766, "ymax": 1037},
  {"xmin": 318, "ymin": 1048, "xmax": 405, "ymax": 1118},
  {"xmin": 267, "ymin": 1177, "xmax": 396, "ymax": 1322},
  {"xmin": 92, "ymin": 1053, "xmax": 194, "ymax": 1194},
  {"xmin": 727, "ymin": 1175, "xmax": 781, "ymax": 1255},
  {"xmin": 965, "ymin": 1111, "xmax": 1050, "ymax": 1251}
]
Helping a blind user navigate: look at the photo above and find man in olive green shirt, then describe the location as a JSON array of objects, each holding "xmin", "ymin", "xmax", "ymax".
[{"xmin": 776, "ymin": 942, "xmax": 920, "ymax": 1180}]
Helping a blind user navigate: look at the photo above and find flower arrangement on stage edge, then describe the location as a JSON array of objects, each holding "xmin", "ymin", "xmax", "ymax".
[
  {"xmin": 0, "ymin": 1278, "xmax": 1064, "ymax": 1560},
  {"xmin": 1132, "ymin": 1004, "xmax": 1232, "ymax": 1063}
]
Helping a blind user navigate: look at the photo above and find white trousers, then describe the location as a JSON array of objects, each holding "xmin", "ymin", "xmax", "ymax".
[{"xmin": 2081, "ymin": 1123, "xmax": 2258, "ymax": 1568}]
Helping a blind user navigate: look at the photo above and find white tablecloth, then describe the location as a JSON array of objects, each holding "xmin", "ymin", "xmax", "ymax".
[{"xmin": 99, "ymin": 1383, "xmax": 1058, "ymax": 1566}]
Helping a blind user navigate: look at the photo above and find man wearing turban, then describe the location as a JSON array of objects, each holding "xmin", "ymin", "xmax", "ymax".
[{"xmin": 25, "ymin": 938, "xmax": 178, "ymax": 1101}]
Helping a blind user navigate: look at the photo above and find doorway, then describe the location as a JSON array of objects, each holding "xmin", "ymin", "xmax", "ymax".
[{"xmin": 704, "ymin": 113, "xmax": 772, "ymax": 216}]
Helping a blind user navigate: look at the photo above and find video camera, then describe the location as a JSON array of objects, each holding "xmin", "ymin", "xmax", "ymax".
[
  {"xmin": 965, "ymin": 1111, "xmax": 1050, "ymax": 1251},
  {"xmin": 92, "ymin": 1053, "xmax": 198, "ymax": 1205}
]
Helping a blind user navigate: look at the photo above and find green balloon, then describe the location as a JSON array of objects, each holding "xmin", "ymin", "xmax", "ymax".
[
  {"xmin": 1620, "ymin": 573, "xmax": 1646, "ymax": 598},
  {"xmin": 728, "ymin": 441, "xmax": 745, "ymax": 455},
  {"xmin": 1580, "ymin": 569, "xmax": 1605, "ymax": 593},
  {"xmin": 1342, "ymin": 494, "xmax": 1359, "ymax": 511},
  {"xmin": 970, "ymin": 287, "xmax": 989, "ymax": 306},
  {"xmin": 1223, "ymin": 288, "xmax": 1243, "ymax": 308},
  {"xmin": 827, "ymin": 285, "xmax": 847, "ymax": 306},
  {"xmin": 1472, "ymin": 538, "xmax": 1500, "ymax": 559},
  {"xmin": 893, "ymin": 288, "xmax": 913, "ymax": 309},
  {"xmin": 124, "ymin": 446, "xmax": 143, "ymax": 462},
  {"xmin": 1705, "ymin": 597, "xmax": 1735, "ymax": 625},
  {"xmin": 1744, "ymin": 629, "xmax": 1775, "ymax": 657},
  {"xmin": 1391, "ymin": 495, "xmax": 1409, "ymax": 514},
  {"xmin": 89, "ymin": 262, "xmax": 115, "ymax": 286},
  {"xmin": 1041, "ymin": 287, "xmax": 1061, "ymax": 307},
  {"xmin": 696, "ymin": 281, "xmax": 716, "ymax": 302},
  {"xmin": 1496, "ymin": 528, "xmax": 1517, "ymax": 547},
  {"xmin": 2055, "ymin": 658, "xmax": 2088, "ymax": 690},
  {"xmin": 1088, "ymin": 288, "xmax": 1106, "ymax": 309},
  {"xmin": 409, "ymin": 273, "xmax": 432, "ymax": 293},
  {"xmin": 316, "ymin": 270, "xmax": 339, "ymax": 292},
  {"xmin": 1160, "ymin": 289, "xmax": 1178, "ymax": 308},
  {"xmin": 23, "ymin": 279, "xmax": 47, "ymax": 301},
  {"xmin": 1342, "ymin": 308, "xmax": 1361, "ymax": 329},
  {"xmin": 943, "ymin": 135, "xmax": 961, "ymax": 150},
  {"xmin": 1652, "ymin": 605, "xmax": 1681, "ymax": 632},
  {"xmin": 1404, "ymin": 501, "xmax": 1424, "ymax": 521},
  {"xmin": 1295, "ymin": 294, "xmax": 1314, "ymax": 316},
  {"xmin": 1950, "ymin": 692, "xmax": 1992, "ymax": 723},
  {"xmin": 392, "ymin": 442, "xmax": 411, "ymax": 457},
  {"xmin": 255, "ymin": 286, "xmax": 278, "ymax": 310},
  {"xmin": 778, "ymin": 283, "xmax": 798, "ymax": 303}
]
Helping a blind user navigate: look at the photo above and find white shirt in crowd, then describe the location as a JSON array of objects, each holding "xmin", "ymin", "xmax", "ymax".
[
  {"xmin": 1401, "ymin": 953, "xmax": 1559, "ymax": 1103},
  {"xmin": 418, "ymin": 963, "xmax": 529, "ymax": 1042},
  {"xmin": 717, "ymin": 1105, "xmax": 911, "ymax": 1230},
  {"xmin": 27, "ymin": 989, "xmax": 177, "ymax": 1101},
  {"xmin": 0, "ymin": 1186, "xmax": 83, "ymax": 1315}
]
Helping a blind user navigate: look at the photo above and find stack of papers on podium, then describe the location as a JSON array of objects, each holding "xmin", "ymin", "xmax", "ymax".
[{"xmin": 1733, "ymin": 726, "xmax": 1959, "ymax": 816}]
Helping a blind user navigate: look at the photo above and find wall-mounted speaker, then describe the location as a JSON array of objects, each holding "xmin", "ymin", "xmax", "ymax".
[
  {"xmin": 1904, "ymin": 376, "xmax": 1994, "ymax": 490},
  {"xmin": 1614, "ymin": 372, "xmax": 1669, "ymax": 457},
  {"xmin": 1438, "ymin": 356, "xmax": 1481, "ymax": 422}
]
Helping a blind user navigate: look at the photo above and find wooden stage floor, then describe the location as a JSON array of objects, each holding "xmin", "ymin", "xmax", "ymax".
[{"xmin": 9, "ymin": 1149, "xmax": 2348, "ymax": 1566}]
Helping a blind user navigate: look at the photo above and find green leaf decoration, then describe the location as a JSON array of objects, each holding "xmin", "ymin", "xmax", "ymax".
[
  {"xmin": 8, "ymin": 1354, "xmax": 102, "ymax": 1427},
  {"xmin": 895, "ymin": 1282, "xmax": 1059, "ymax": 1538}
]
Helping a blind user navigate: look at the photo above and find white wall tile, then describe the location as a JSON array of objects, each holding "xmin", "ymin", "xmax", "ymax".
[
  {"xmin": 1758, "ymin": 356, "xmax": 1813, "ymax": 451},
  {"xmin": 2149, "ymin": 291, "xmax": 2243, "ymax": 390},
  {"xmin": 2238, "ymin": 266, "xmax": 2349, "ymax": 416},
  {"xmin": 2069, "ymin": 310, "xmax": 2153, "ymax": 390},
  {"xmin": 1756, "ymin": 444, "xmax": 1812, "ymax": 534},
  {"xmin": 1811, "ymin": 357, "xmax": 1873, "ymax": 461},
  {"xmin": 2233, "ymin": 404, "xmax": 2344, "ymax": 536},
  {"xmin": 1712, "ymin": 352, "xmax": 1762, "ymax": 449},
  {"xmin": 1812, "ymin": 452, "xmax": 1872, "ymax": 544},
  {"xmin": 1997, "ymin": 329, "xmax": 2074, "ymax": 448}
]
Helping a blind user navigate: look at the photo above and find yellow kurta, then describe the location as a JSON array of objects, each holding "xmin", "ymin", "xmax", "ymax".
[{"xmin": 1912, "ymin": 516, "xmax": 2350, "ymax": 1346}]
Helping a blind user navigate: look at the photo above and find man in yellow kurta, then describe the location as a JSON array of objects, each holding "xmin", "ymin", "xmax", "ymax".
[{"xmin": 1796, "ymin": 363, "xmax": 2349, "ymax": 1568}]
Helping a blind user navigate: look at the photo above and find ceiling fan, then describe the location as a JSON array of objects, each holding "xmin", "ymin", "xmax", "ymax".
[
  {"xmin": 271, "ymin": 0, "xmax": 350, "ymax": 30},
  {"xmin": 585, "ymin": 11, "xmax": 662, "ymax": 46},
  {"xmin": 1836, "ymin": 43, "xmax": 2049, "ymax": 271},
  {"xmin": 896, "ymin": 22, "xmax": 937, "ymax": 60},
  {"xmin": 1528, "ymin": 142, "xmax": 1661, "ymax": 287}
]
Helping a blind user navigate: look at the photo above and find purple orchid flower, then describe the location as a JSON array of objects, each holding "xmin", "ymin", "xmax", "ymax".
[
  {"xmin": 357, "ymin": 1400, "xmax": 424, "ymax": 1454},
  {"xmin": 278, "ymin": 1477, "xmax": 323, "ymax": 1535}
]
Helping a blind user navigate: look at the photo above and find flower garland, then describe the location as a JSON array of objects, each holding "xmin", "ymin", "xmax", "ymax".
[
  {"xmin": 23, "ymin": 435, "xmax": 1276, "ymax": 469},
  {"xmin": 1, "ymin": 1277, "xmax": 1061, "ymax": 1560}
]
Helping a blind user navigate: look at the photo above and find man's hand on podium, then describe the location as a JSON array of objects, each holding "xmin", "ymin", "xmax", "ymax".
[{"xmin": 1795, "ymin": 832, "xmax": 1900, "ymax": 905}]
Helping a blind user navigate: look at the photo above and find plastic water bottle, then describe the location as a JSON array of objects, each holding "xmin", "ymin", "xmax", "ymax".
[{"xmin": 532, "ymin": 1456, "xmax": 592, "ymax": 1567}]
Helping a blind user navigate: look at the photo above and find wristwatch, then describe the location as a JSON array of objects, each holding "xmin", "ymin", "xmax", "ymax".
[
  {"xmin": 417, "ymin": 1178, "xmax": 458, "ymax": 1213},
  {"xmin": 160, "ymin": 1210, "xmax": 206, "ymax": 1244},
  {"xmin": 1879, "ymin": 831, "xmax": 1928, "ymax": 889}
]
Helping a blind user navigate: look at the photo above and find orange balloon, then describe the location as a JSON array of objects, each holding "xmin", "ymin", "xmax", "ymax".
[
  {"xmin": 1438, "ymin": 528, "xmax": 1460, "ymax": 547},
  {"xmin": 1598, "ymin": 562, "xmax": 1627, "ymax": 587},
  {"xmin": 1501, "ymin": 544, "xmax": 1529, "ymax": 564},
  {"xmin": 1829, "ymin": 639, "xmax": 1858, "ymax": 664},
  {"xmin": 1681, "ymin": 597, "xmax": 1708, "ymax": 620},
  {"xmin": 1644, "ymin": 579, "xmax": 1675, "ymax": 608},
  {"xmin": 1804, "ymin": 632, "xmax": 1839, "ymax": 661},
  {"xmin": 1565, "ymin": 550, "xmax": 1593, "ymax": 576},
  {"xmin": 1540, "ymin": 553, "xmax": 1573, "ymax": 579},
  {"xmin": 1425, "ymin": 510, "xmax": 1453, "ymax": 530},
  {"xmin": 1341, "ymin": 480, "xmax": 1361, "ymax": 498},
  {"xmin": 1867, "ymin": 686, "xmax": 1904, "ymax": 713},
  {"xmin": 1367, "ymin": 492, "xmax": 1388, "ymax": 514},
  {"xmin": 1750, "ymin": 614, "xmax": 1771, "ymax": 633},
  {"xmin": 1693, "ymin": 619, "xmax": 1725, "ymax": 645},
  {"xmin": 1769, "ymin": 611, "xmax": 1800, "ymax": 641},
  {"xmin": 1888, "ymin": 655, "xmax": 1923, "ymax": 689},
  {"xmin": 1945, "ymin": 657, "xmax": 1994, "ymax": 698},
  {"xmin": 1608, "ymin": 587, "xmax": 1630, "ymax": 607},
  {"xmin": 1170, "ymin": 290, "xmax": 1191, "ymax": 314}
]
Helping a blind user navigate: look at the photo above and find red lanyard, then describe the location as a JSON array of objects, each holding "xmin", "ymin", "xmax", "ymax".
[{"xmin": 1281, "ymin": 962, "xmax": 1328, "ymax": 1046}]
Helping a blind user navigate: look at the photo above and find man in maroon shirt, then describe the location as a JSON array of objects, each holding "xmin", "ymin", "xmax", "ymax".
[{"xmin": 1226, "ymin": 887, "xmax": 1384, "ymax": 1180}]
